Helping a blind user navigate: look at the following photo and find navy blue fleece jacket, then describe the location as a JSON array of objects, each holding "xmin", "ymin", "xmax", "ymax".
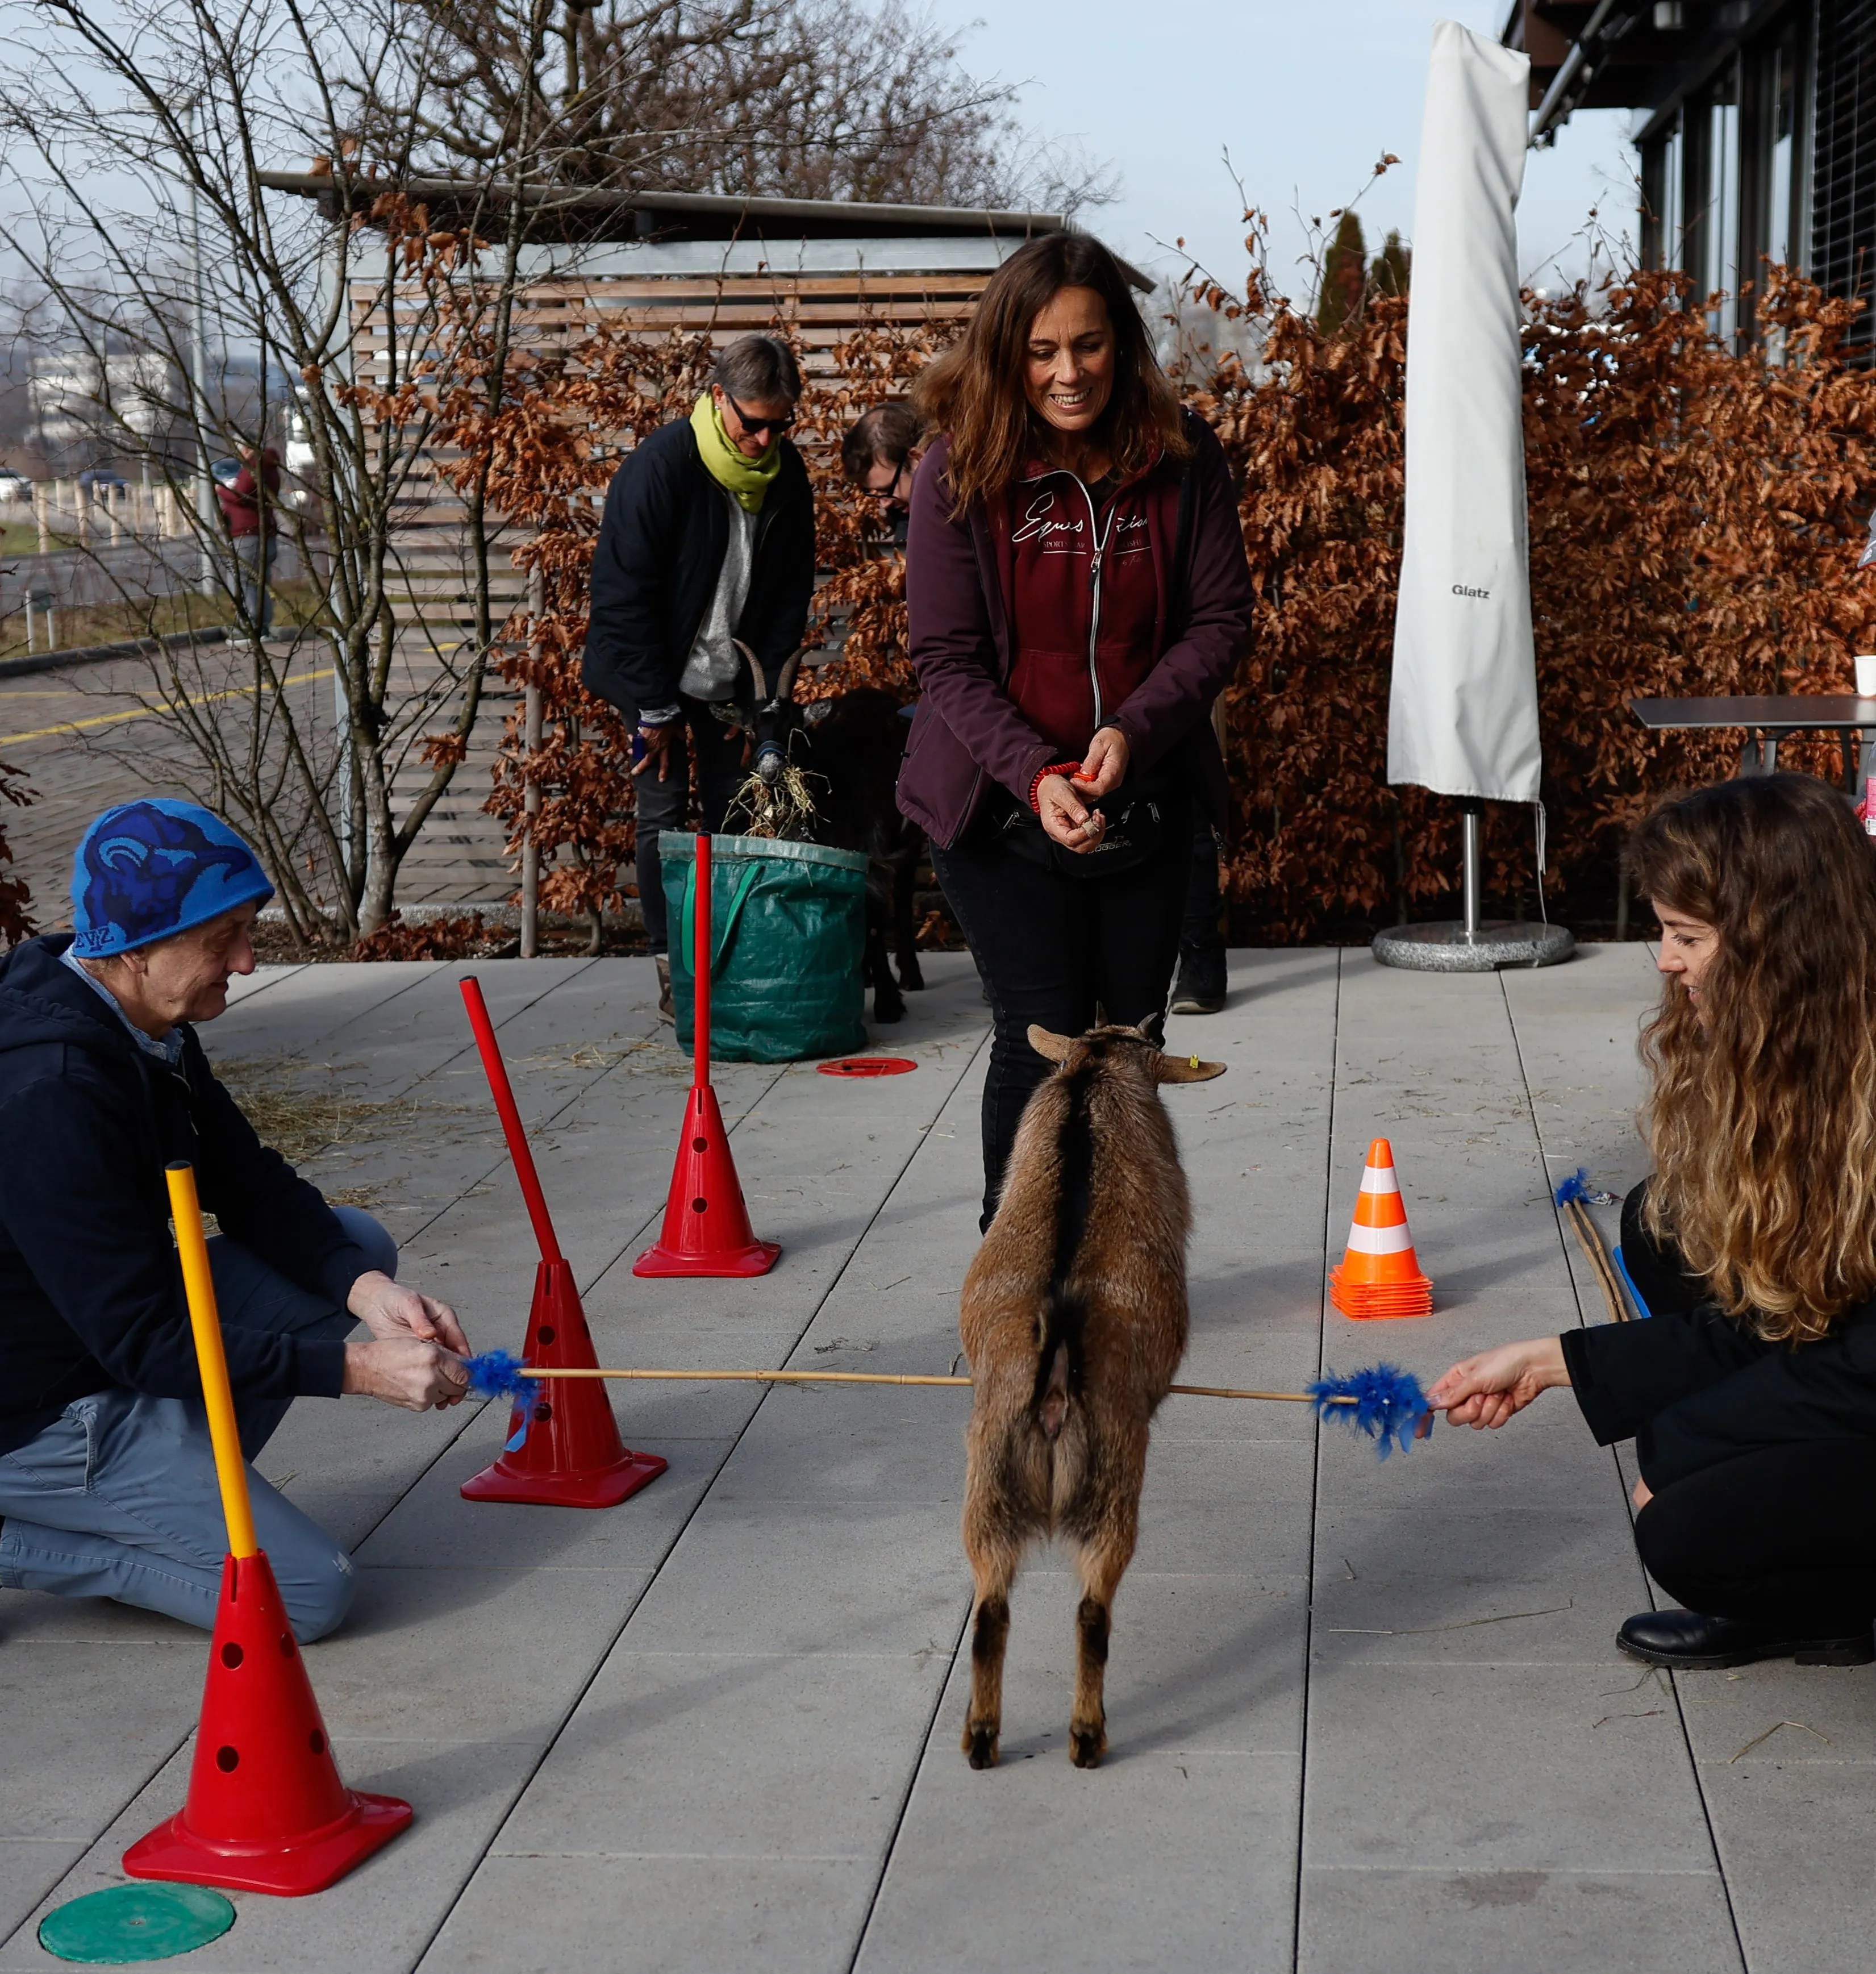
[{"xmin": 0, "ymin": 935, "xmax": 372, "ymax": 1458}]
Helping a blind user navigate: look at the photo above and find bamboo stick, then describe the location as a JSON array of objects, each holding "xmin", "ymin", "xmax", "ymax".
[{"xmin": 511, "ymin": 1366, "xmax": 1355, "ymax": 1405}]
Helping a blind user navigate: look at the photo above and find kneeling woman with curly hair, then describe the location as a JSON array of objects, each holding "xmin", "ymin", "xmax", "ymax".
[{"xmin": 1430, "ymin": 772, "xmax": 1876, "ymax": 1670}]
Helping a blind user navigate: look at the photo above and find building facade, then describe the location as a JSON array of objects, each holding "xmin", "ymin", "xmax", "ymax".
[{"xmin": 1504, "ymin": 1, "xmax": 1876, "ymax": 351}]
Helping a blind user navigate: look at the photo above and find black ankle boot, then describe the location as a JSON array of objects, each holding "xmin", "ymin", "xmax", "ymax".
[
  {"xmin": 1618, "ymin": 1608, "xmax": 1875, "ymax": 1669},
  {"xmin": 1170, "ymin": 946, "xmax": 1226, "ymax": 1015}
]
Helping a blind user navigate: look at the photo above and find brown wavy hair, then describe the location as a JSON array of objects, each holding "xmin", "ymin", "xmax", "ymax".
[
  {"xmin": 911, "ymin": 234, "xmax": 1188, "ymax": 513},
  {"xmin": 1629, "ymin": 773, "xmax": 1876, "ymax": 1339}
]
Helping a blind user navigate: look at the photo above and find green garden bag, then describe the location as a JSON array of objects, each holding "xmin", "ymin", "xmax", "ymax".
[{"xmin": 660, "ymin": 832, "xmax": 869, "ymax": 1063}]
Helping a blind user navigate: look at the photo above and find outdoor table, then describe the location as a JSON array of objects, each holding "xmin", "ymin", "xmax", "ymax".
[{"xmin": 1629, "ymin": 695, "xmax": 1876, "ymax": 789}]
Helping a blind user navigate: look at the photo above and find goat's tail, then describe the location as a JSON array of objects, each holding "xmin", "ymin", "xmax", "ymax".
[{"xmin": 1030, "ymin": 1286, "xmax": 1087, "ymax": 1443}]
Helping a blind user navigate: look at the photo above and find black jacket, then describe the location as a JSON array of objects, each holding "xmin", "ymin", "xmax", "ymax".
[
  {"xmin": 1563, "ymin": 1303, "xmax": 1876, "ymax": 1492},
  {"xmin": 0, "ymin": 937, "xmax": 371, "ymax": 1459},
  {"xmin": 582, "ymin": 415, "xmax": 816, "ymax": 714}
]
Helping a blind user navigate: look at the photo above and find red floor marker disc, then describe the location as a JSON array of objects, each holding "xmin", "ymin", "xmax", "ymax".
[{"xmin": 818, "ymin": 1057, "xmax": 919, "ymax": 1077}]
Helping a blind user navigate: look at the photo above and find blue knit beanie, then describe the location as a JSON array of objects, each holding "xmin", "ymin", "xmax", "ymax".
[{"xmin": 69, "ymin": 800, "xmax": 274, "ymax": 957}]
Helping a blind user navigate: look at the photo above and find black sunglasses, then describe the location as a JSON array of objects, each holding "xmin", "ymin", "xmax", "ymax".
[{"xmin": 723, "ymin": 390, "xmax": 795, "ymax": 438}]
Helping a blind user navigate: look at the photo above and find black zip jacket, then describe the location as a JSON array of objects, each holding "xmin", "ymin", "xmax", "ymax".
[
  {"xmin": 0, "ymin": 936, "xmax": 371, "ymax": 1459},
  {"xmin": 1562, "ymin": 1301, "xmax": 1876, "ymax": 1492},
  {"xmin": 581, "ymin": 415, "xmax": 816, "ymax": 714}
]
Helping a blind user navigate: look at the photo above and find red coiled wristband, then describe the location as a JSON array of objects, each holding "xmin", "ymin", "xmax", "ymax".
[{"xmin": 1028, "ymin": 761, "xmax": 1085, "ymax": 813}]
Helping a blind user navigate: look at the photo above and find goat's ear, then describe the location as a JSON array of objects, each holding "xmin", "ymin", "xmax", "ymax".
[
  {"xmin": 1136, "ymin": 1010, "xmax": 1166, "ymax": 1049},
  {"xmin": 1027, "ymin": 1025, "xmax": 1073, "ymax": 1064},
  {"xmin": 1155, "ymin": 1049, "xmax": 1226, "ymax": 1084}
]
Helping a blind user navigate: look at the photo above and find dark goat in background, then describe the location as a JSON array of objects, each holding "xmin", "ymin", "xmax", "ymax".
[
  {"xmin": 739, "ymin": 647, "xmax": 925, "ymax": 1023},
  {"xmin": 957, "ymin": 1016, "xmax": 1224, "ymax": 1769}
]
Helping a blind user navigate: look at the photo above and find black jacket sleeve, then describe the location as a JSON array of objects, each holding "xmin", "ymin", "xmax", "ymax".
[
  {"xmin": 183, "ymin": 1032, "xmax": 372, "ymax": 1312},
  {"xmin": 740, "ymin": 445, "xmax": 817, "ymax": 682},
  {"xmin": 1562, "ymin": 1301, "xmax": 1876, "ymax": 1492},
  {"xmin": 0, "ymin": 1051, "xmax": 348, "ymax": 1402},
  {"xmin": 1561, "ymin": 1307, "xmax": 1775, "ymax": 1446},
  {"xmin": 583, "ymin": 435, "xmax": 691, "ymax": 717}
]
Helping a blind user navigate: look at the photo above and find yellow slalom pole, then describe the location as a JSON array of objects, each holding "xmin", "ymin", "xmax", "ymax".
[
  {"xmin": 165, "ymin": 1160, "xmax": 259, "ymax": 1559},
  {"xmin": 516, "ymin": 1367, "xmax": 1354, "ymax": 1405}
]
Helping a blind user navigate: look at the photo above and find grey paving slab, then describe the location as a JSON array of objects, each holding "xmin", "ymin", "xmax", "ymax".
[
  {"xmin": 0, "ymin": 1851, "xmax": 85, "ymax": 1953},
  {"xmin": 421, "ymin": 1853, "xmax": 878, "ymax": 1974},
  {"xmin": 489, "ymin": 1649, "xmax": 949, "ymax": 1858},
  {"xmin": 1299, "ymin": 1865, "xmax": 1741, "ymax": 1974},
  {"xmin": 1304, "ymin": 1659, "xmax": 1716, "ymax": 1873}
]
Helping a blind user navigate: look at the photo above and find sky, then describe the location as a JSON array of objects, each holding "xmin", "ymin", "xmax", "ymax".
[{"xmin": 962, "ymin": 0, "xmax": 1640, "ymax": 301}]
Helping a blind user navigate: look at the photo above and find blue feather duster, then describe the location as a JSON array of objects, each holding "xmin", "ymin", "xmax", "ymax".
[
  {"xmin": 467, "ymin": 1349, "xmax": 539, "ymax": 1401},
  {"xmin": 1308, "ymin": 1363, "xmax": 1431, "ymax": 1457},
  {"xmin": 1554, "ymin": 1167, "xmax": 1617, "ymax": 1208}
]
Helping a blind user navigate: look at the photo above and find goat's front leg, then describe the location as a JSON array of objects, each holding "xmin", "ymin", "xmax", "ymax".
[
  {"xmin": 960, "ymin": 1489, "xmax": 1020, "ymax": 1769},
  {"xmin": 893, "ymin": 845, "xmax": 926, "ymax": 991},
  {"xmin": 865, "ymin": 877, "xmax": 905, "ymax": 1023},
  {"xmin": 1070, "ymin": 1519, "xmax": 1136, "ymax": 1769}
]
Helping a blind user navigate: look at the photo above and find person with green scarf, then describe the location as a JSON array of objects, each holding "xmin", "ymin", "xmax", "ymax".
[{"xmin": 585, "ymin": 334, "xmax": 816, "ymax": 1012}]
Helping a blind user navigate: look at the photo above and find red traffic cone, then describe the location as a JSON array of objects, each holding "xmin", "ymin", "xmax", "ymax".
[
  {"xmin": 460, "ymin": 1257, "xmax": 667, "ymax": 1507},
  {"xmin": 635, "ymin": 834, "xmax": 781, "ymax": 1278},
  {"xmin": 123, "ymin": 1552, "xmax": 410, "ymax": 1896},
  {"xmin": 457, "ymin": 977, "xmax": 668, "ymax": 1509}
]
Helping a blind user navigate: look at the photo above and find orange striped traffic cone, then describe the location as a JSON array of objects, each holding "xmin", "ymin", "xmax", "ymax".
[{"xmin": 1329, "ymin": 1138, "xmax": 1434, "ymax": 1319}]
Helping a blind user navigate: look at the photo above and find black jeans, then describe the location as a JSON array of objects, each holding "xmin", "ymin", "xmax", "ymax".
[
  {"xmin": 931, "ymin": 792, "xmax": 1190, "ymax": 1226},
  {"xmin": 1181, "ymin": 818, "xmax": 1225, "ymax": 959},
  {"xmin": 1637, "ymin": 1440, "xmax": 1876, "ymax": 1632},
  {"xmin": 635, "ymin": 696, "xmax": 749, "ymax": 954}
]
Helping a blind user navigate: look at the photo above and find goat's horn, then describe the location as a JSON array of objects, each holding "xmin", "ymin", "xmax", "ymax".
[
  {"xmin": 733, "ymin": 638, "xmax": 765, "ymax": 699},
  {"xmin": 775, "ymin": 648, "xmax": 804, "ymax": 701}
]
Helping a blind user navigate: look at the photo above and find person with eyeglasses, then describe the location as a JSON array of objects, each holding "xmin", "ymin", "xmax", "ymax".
[
  {"xmin": 585, "ymin": 334, "xmax": 816, "ymax": 1012},
  {"xmin": 841, "ymin": 401, "xmax": 927, "ymax": 545}
]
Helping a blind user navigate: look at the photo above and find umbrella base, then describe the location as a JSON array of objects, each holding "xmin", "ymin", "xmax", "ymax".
[{"xmin": 1372, "ymin": 921, "xmax": 1574, "ymax": 972}]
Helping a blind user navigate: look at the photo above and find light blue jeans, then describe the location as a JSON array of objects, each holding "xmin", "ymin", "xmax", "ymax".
[{"xmin": 0, "ymin": 1207, "xmax": 394, "ymax": 1642}]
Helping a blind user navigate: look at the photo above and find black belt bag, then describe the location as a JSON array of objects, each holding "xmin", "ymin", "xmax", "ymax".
[{"xmin": 999, "ymin": 774, "xmax": 1173, "ymax": 881}]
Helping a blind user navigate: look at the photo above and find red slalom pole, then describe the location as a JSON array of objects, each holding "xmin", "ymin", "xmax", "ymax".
[
  {"xmin": 460, "ymin": 976, "xmax": 563, "ymax": 1265},
  {"xmin": 634, "ymin": 832, "xmax": 780, "ymax": 1277},
  {"xmin": 457, "ymin": 974, "xmax": 666, "ymax": 1508},
  {"xmin": 693, "ymin": 832, "xmax": 711, "ymax": 1088}
]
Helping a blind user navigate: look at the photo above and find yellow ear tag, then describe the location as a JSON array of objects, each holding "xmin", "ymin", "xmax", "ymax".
[{"xmin": 1189, "ymin": 1054, "xmax": 1199, "ymax": 1069}]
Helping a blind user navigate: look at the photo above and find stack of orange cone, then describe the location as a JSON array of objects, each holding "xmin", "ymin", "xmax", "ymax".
[{"xmin": 1329, "ymin": 1137, "xmax": 1433, "ymax": 1319}]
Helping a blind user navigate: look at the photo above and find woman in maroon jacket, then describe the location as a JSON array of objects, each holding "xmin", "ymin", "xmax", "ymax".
[{"xmin": 899, "ymin": 235, "xmax": 1255, "ymax": 1223}]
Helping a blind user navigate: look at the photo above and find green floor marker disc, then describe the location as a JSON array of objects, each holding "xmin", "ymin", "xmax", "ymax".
[{"xmin": 38, "ymin": 1884, "xmax": 235, "ymax": 1964}]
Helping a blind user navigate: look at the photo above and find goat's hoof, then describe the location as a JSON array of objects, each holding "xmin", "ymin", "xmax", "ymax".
[
  {"xmin": 874, "ymin": 997, "xmax": 906, "ymax": 1024},
  {"xmin": 1069, "ymin": 1725, "xmax": 1106, "ymax": 1769},
  {"xmin": 899, "ymin": 964, "xmax": 927, "ymax": 992},
  {"xmin": 964, "ymin": 1723, "xmax": 1000, "ymax": 1769}
]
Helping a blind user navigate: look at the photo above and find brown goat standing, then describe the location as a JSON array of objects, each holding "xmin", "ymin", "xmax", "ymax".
[{"xmin": 958, "ymin": 1016, "xmax": 1224, "ymax": 1770}]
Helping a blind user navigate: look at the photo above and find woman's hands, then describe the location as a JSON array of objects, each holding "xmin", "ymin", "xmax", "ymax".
[
  {"xmin": 1077, "ymin": 725, "xmax": 1129, "ymax": 798},
  {"xmin": 1036, "ymin": 727, "xmax": 1131, "ymax": 853},
  {"xmin": 1425, "ymin": 1337, "xmax": 1571, "ymax": 1430}
]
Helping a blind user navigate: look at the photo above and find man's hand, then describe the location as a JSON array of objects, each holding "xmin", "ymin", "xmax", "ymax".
[
  {"xmin": 1425, "ymin": 1336, "xmax": 1570, "ymax": 1430},
  {"xmin": 342, "ymin": 1338, "xmax": 469, "ymax": 1411},
  {"xmin": 632, "ymin": 723, "xmax": 676, "ymax": 782},
  {"xmin": 1037, "ymin": 773, "xmax": 1107, "ymax": 853},
  {"xmin": 1076, "ymin": 725, "xmax": 1130, "ymax": 800},
  {"xmin": 348, "ymin": 1270, "xmax": 470, "ymax": 1356}
]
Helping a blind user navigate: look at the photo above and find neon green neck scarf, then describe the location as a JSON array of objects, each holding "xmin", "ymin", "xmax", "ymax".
[{"xmin": 690, "ymin": 393, "xmax": 781, "ymax": 513}]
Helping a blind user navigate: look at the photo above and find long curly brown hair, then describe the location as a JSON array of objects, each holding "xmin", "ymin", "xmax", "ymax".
[
  {"xmin": 1629, "ymin": 773, "xmax": 1876, "ymax": 1340},
  {"xmin": 911, "ymin": 234, "xmax": 1188, "ymax": 514}
]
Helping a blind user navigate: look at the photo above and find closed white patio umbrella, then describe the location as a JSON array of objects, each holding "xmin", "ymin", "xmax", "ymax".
[{"xmin": 1374, "ymin": 17, "xmax": 1572, "ymax": 972}]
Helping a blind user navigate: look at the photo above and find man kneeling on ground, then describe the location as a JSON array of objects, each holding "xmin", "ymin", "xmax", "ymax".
[{"xmin": 0, "ymin": 800, "xmax": 470, "ymax": 1642}]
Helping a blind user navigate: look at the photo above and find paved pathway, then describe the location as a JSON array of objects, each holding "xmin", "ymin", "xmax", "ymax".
[{"xmin": 2, "ymin": 943, "xmax": 1869, "ymax": 1971}]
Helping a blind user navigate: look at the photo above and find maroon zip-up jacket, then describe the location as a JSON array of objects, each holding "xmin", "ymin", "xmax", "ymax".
[{"xmin": 897, "ymin": 412, "xmax": 1254, "ymax": 849}]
